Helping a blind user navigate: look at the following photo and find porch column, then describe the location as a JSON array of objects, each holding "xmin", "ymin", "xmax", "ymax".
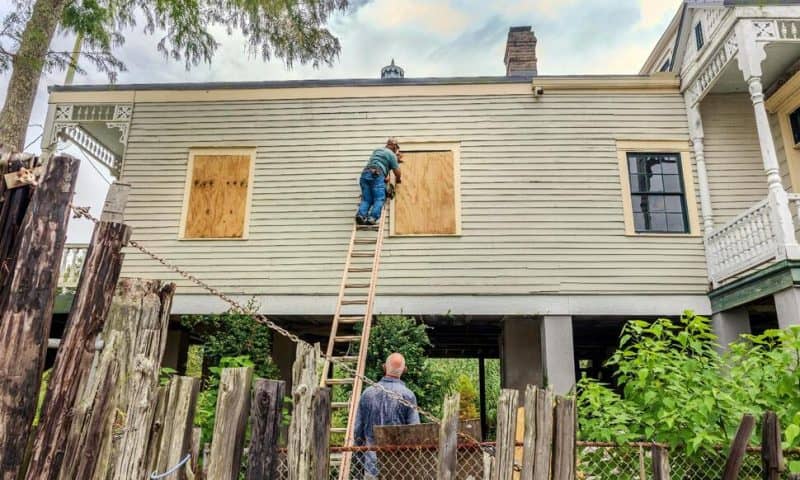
[
  {"xmin": 711, "ymin": 307, "xmax": 751, "ymax": 351},
  {"xmin": 500, "ymin": 317, "xmax": 543, "ymax": 395},
  {"xmin": 685, "ymin": 103, "xmax": 715, "ymax": 235},
  {"xmin": 736, "ymin": 21, "xmax": 800, "ymax": 258},
  {"xmin": 540, "ymin": 315, "xmax": 576, "ymax": 395},
  {"xmin": 774, "ymin": 287, "xmax": 800, "ymax": 328}
]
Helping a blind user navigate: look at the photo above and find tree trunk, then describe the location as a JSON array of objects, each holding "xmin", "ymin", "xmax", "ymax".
[
  {"xmin": 0, "ymin": 155, "xmax": 79, "ymax": 480},
  {"xmin": 0, "ymin": 0, "xmax": 69, "ymax": 150},
  {"xmin": 25, "ymin": 216, "xmax": 131, "ymax": 480}
]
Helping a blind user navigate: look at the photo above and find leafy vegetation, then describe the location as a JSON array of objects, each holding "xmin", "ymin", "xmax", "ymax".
[
  {"xmin": 0, "ymin": 0, "xmax": 352, "ymax": 148},
  {"xmin": 577, "ymin": 311, "xmax": 800, "ymax": 472},
  {"xmin": 180, "ymin": 303, "xmax": 280, "ymax": 444},
  {"xmin": 181, "ymin": 301, "xmax": 279, "ymax": 379}
]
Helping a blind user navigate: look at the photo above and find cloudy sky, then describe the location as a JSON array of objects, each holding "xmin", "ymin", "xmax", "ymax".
[{"xmin": 0, "ymin": 0, "xmax": 682, "ymax": 240}]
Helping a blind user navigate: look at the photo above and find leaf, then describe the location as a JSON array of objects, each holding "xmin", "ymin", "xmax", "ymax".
[{"xmin": 785, "ymin": 424, "xmax": 800, "ymax": 446}]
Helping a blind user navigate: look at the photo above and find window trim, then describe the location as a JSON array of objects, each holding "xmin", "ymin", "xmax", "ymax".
[
  {"xmin": 389, "ymin": 141, "xmax": 462, "ymax": 237},
  {"xmin": 178, "ymin": 147, "xmax": 256, "ymax": 241},
  {"xmin": 616, "ymin": 140, "xmax": 701, "ymax": 237}
]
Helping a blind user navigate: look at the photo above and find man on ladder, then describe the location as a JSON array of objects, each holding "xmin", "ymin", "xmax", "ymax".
[{"xmin": 355, "ymin": 137, "xmax": 402, "ymax": 226}]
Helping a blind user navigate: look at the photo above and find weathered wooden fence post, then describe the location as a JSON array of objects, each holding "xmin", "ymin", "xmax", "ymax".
[
  {"xmin": 761, "ymin": 411, "xmax": 784, "ymax": 480},
  {"xmin": 207, "ymin": 367, "xmax": 254, "ymax": 480},
  {"xmin": 651, "ymin": 445, "xmax": 670, "ymax": 480},
  {"xmin": 438, "ymin": 392, "xmax": 461, "ymax": 480},
  {"xmin": 0, "ymin": 155, "xmax": 79, "ymax": 480},
  {"xmin": 26, "ymin": 182, "xmax": 131, "ymax": 480},
  {"xmin": 148, "ymin": 376, "xmax": 200, "ymax": 480},
  {"xmin": 287, "ymin": 342, "xmax": 331, "ymax": 480},
  {"xmin": 246, "ymin": 379, "xmax": 286, "ymax": 480},
  {"xmin": 59, "ymin": 278, "xmax": 175, "ymax": 480},
  {"xmin": 552, "ymin": 396, "xmax": 576, "ymax": 480},
  {"xmin": 520, "ymin": 385, "xmax": 537, "ymax": 480},
  {"xmin": 492, "ymin": 389, "xmax": 519, "ymax": 480},
  {"xmin": 721, "ymin": 414, "xmax": 756, "ymax": 480},
  {"xmin": 0, "ymin": 153, "xmax": 40, "ymax": 299},
  {"xmin": 532, "ymin": 388, "xmax": 554, "ymax": 480},
  {"xmin": 311, "ymin": 386, "xmax": 331, "ymax": 480}
]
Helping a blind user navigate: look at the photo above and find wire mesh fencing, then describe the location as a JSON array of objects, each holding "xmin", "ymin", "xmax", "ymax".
[{"xmin": 275, "ymin": 442, "xmax": 800, "ymax": 480}]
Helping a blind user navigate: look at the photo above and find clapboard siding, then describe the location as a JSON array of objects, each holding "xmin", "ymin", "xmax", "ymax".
[
  {"xmin": 701, "ymin": 93, "xmax": 769, "ymax": 226},
  {"xmin": 119, "ymin": 90, "xmax": 707, "ymax": 296}
]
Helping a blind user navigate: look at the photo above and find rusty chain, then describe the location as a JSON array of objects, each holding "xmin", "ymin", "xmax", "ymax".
[{"xmin": 69, "ymin": 204, "xmax": 519, "ymax": 471}]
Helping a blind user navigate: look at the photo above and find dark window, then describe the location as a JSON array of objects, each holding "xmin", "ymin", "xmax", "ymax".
[
  {"xmin": 660, "ymin": 58, "xmax": 671, "ymax": 72},
  {"xmin": 695, "ymin": 22, "xmax": 704, "ymax": 50},
  {"xmin": 789, "ymin": 107, "xmax": 800, "ymax": 146},
  {"xmin": 627, "ymin": 152, "xmax": 689, "ymax": 233}
]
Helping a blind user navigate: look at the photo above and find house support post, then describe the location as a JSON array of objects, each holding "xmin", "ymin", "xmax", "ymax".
[
  {"xmin": 773, "ymin": 286, "xmax": 800, "ymax": 328},
  {"xmin": 736, "ymin": 22, "xmax": 800, "ymax": 260},
  {"xmin": 711, "ymin": 307, "xmax": 751, "ymax": 351},
  {"xmin": 500, "ymin": 317, "xmax": 543, "ymax": 398},
  {"xmin": 541, "ymin": 315, "xmax": 576, "ymax": 395}
]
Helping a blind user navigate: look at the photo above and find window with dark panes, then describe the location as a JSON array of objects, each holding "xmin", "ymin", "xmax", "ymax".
[
  {"xmin": 695, "ymin": 22, "xmax": 704, "ymax": 50},
  {"xmin": 627, "ymin": 152, "xmax": 689, "ymax": 233}
]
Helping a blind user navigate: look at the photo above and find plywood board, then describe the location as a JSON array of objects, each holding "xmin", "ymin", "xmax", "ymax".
[
  {"xmin": 184, "ymin": 154, "xmax": 251, "ymax": 238},
  {"xmin": 394, "ymin": 151, "xmax": 456, "ymax": 235}
]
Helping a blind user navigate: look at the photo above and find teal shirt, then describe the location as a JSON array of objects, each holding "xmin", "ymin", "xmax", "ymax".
[{"xmin": 365, "ymin": 148, "xmax": 399, "ymax": 176}]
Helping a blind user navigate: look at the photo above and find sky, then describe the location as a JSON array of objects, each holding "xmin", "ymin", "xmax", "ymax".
[{"xmin": 0, "ymin": 0, "xmax": 683, "ymax": 241}]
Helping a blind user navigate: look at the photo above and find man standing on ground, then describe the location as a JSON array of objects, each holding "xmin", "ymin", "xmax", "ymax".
[
  {"xmin": 353, "ymin": 352, "xmax": 420, "ymax": 478},
  {"xmin": 356, "ymin": 138, "xmax": 402, "ymax": 225}
]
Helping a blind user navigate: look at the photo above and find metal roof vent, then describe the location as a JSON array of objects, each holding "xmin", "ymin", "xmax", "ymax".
[{"xmin": 381, "ymin": 59, "xmax": 404, "ymax": 79}]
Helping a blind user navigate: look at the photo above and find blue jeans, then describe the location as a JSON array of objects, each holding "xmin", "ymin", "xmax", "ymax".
[{"xmin": 356, "ymin": 169, "xmax": 386, "ymax": 220}]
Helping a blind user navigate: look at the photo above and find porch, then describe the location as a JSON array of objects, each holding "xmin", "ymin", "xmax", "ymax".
[{"xmin": 685, "ymin": 14, "xmax": 800, "ymax": 328}]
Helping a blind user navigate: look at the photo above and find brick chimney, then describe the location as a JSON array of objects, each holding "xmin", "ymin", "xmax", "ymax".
[{"xmin": 504, "ymin": 26, "xmax": 538, "ymax": 76}]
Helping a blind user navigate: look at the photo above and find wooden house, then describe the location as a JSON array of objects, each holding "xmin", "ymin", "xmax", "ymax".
[{"xmin": 48, "ymin": 2, "xmax": 800, "ymax": 402}]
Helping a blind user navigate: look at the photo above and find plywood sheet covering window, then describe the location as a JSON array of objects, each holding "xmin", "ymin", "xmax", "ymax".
[
  {"xmin": 394, "ymin": 150, "xmax": 457, "ymax": 235},
  {"xmin": 183, "ymin": 153, "xmax": 252, "ymax": 239}
]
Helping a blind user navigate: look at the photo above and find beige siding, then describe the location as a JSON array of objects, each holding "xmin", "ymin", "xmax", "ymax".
[
  {"xmin": 701, "ymin": 93, "xmax": 768, "ymax": 225},
  {"xmin": 119, "ymin": 91, "xmax": 707, "ymax": 296},
  {"xmin": 770, "ymin": 111, "xmax": 792, "ymax": 191}
]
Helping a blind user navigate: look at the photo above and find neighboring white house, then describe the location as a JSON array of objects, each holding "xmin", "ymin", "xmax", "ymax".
[{"xmin": 48, "ymin": 1, "xmax": 800, "ymax": 399}]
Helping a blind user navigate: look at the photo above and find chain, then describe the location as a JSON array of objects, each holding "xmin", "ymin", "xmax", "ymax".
[{"xmin": 70, "ymin": 205, "xmax": 517, "ymax": 471}]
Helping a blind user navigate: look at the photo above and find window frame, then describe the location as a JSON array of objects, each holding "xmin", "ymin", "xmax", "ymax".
[
  {"xmin": 694, "ymin": 22, "xmax": 705, "ymax": 51},
  {"xmin": 616, "ymin": 140, "xmax": 701, "ymax": 237},
  {"xmin": 178, "ymin": 147, "xmax": 256, "ymax": 241},
  {"xmin": 389, "ymin": 141, "xmax": 462, "ymax": 237}
]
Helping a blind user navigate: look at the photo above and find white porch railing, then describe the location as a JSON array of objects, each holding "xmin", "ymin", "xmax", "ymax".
[
  {"xmin": 58, "ymin": 244, "xmax": 88, "ymax": 291},
  {"xmin": 705, "ymin": 198, "xmax": 778, "ymax": 286}
]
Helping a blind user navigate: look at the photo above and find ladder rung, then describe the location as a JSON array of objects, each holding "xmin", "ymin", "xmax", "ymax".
[
  {"xmin": 351, "ymin": 252, "xmax": 374, "ymax": 257},
  {"xmin": 337, "ymin": 316, "xmax": 364, "ymax": 324},
  {"xmin": 356, "ymin": 225, "xmax": 379, "ymax": 230},
  {"xmin": 332, "ymin": 356, "xmax": 358, "ymax": 363},
  {"xmin": 345, "ymin": 283, "xmax": 370, "ymax": 289},
  {"xmin": 334, "ymin": 335, "xmax": 361, "ymax": 343},
  {"xmin": 354, "ymin": 239, "xmax": 376, "ymax": 244},
  {"xmin": 332, "ymin": 402, "xmax": 350, "ymax": 409},
  {"xmin": 348, "ymin": 267, "xmax": 372, "ymax": 273},
  {"xmin": 326, "ymin": 378, "xmax": 355, "ymax": 385},
  {"xmin": 331, "ymin": 427, "xmax": 347, "ymax": 434},
  {"xmin": 341, "ymin": 299, "xmax": 367, "ymax": 305}
]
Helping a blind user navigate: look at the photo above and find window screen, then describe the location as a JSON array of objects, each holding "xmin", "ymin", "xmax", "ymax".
[{"xmin": 627, "ymin": 152, "xmax": 689, "ymax": 233}]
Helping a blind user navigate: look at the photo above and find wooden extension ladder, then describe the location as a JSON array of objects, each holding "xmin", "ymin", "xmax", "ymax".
[{"xmin": 319, "ymin": 208, "xmax": 389, "ymax": 479}]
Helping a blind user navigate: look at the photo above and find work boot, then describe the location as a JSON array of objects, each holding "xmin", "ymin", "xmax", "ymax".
[
  {"xmin": 365, "ymin": 217, "xmax": 377, "ymax": 225},
  {"xmin": 355, "ymin": 214, "xmax": 366, "ymax": 225}
]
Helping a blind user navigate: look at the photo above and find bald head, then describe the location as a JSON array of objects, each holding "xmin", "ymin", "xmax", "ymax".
[
  {"xmin": 384, "ymin": 352, "xmax": 406, "ymax": 378},
  {"xmin": 386, "ymin": 137, "xmax": 399, "ymax": 153}
]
